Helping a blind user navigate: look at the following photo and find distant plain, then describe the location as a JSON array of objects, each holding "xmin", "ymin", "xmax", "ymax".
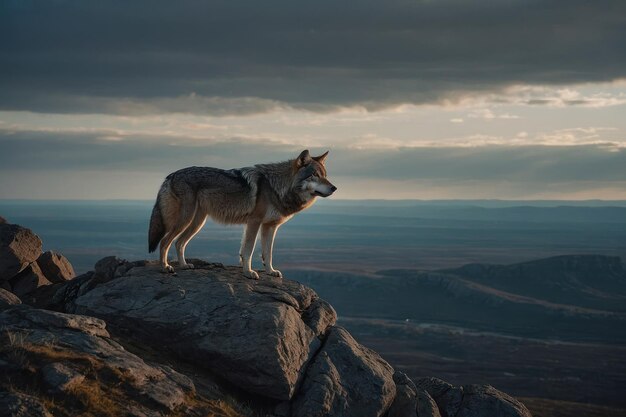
[{"xmin": 1, "ymin": 199, "xmax": 625, "ymax": 274}]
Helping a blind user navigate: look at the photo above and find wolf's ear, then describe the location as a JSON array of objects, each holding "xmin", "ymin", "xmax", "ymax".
[
  {"xmin": 296, "ymin": 149, "xmax": 311, "ymax": 167},
  {"xmin": 313, "ymin": 150, "xmax": 329, "ymax": 164}
]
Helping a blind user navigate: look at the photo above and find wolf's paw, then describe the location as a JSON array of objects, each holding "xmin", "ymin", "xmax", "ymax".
[
  {"xmin": 162, "ymin": 265, "xmax": 175, "ymax": 273},
  {"xmin": 266, "ymin": 269, "xmax": 282, "ymax": 278},
  {"xmin": 244, "ymin": 269, "xmax": 260, "ymax": 280},
  {"xmin": 179, "ymin": 263, "xmax": 194, "ymax": 270}
]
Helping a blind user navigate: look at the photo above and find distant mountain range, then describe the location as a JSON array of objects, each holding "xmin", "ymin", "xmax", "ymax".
[{"xmin": 287, "ymin": 254, "xmax": 626, "ymax": 343}]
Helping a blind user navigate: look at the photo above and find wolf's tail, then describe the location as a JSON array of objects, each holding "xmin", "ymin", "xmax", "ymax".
[{"xmin": 148, "ymin": 188, "xmax": 166, "ymax": 253}]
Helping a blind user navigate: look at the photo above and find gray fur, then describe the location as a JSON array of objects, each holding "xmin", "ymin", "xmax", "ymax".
[{"xmin": 148, "ymin": 150, "xmax": 336, "ymax": 278}]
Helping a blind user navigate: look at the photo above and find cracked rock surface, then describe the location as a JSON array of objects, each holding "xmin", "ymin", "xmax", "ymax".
[
  {"xmin": 71, "ymin": 259, "xmax": 337, "ymax": 401},
  {"xmin": 292, "ymin": 326, "xmax": 396, "ymax": 417}
]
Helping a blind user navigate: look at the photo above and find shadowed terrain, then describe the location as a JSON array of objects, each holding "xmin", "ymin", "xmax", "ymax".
[{"xmin": 287, "ymin": 255, "xmax": 626, "ymax": 416}]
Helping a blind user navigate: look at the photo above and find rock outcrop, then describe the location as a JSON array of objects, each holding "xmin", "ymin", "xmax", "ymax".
[
  {"xmin": 416, "ymin": 378, "xmax": 531, "ymax": 417},
  {"xmin": 0, "ymin": 221, "xmax": 534, "ymax": 417},
  {"xmin": 36, "ymin": 251, "xmax": 75, "ymax": 283},
  {"xmin": 70, "ymin": 259, "xmax": 337, "ymax": 401},
  {"xmin": 292, "ymin": 326, "xmax": 396, "ymax": 417},
  {"xmin": 10, "ymin": 262, "xmax": 51, "ymax": 297},
  {"xmin": 0, "ymin": 221, "xmax": 75, "ymax": 298},
  {"xmin": 0, "ymin": 303, "xmax": 219, "ymax": 416},
  {"xmin": 0, "ymin": 222, "xmax": 43, "ymax": 282}
]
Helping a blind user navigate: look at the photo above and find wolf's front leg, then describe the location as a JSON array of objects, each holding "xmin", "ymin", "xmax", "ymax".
[
  {"xmin": 261, "ymin": 223, "xmax": 282, "ymax": 278},
  {"xmin": 240, "ymin": 221, "xmax": 261, "ymax": 280}
]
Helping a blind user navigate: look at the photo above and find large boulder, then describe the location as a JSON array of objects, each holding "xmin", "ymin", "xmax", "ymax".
[
  {"xmin": 0, "ymin": 224, "xmax": 42, "ymax": 282},
  {"xmin": 71, "ymin": 259, "xmax": 337, "ymax": 401},
  {"xmin": 388, "ymin": 384, "xmax": 417, "ymax": 417},
  {"xmin": 387, "ymin": 371, "xmax": 419, "ymax": 417},
  {"xmin": 416, "ymin": 377, "xmax": 532, "ymax": 417},
  {"xmin": 292, "ymin": 326, "xmax": 396, "ymax": 417},
  {"xmin": 416, "ymin": 389, "xmax": 442, "ymax": 417},
  {"xmin": 0, "ymin": 305, "xmax": 198, "ymax": 416},
  {"xmin": 10, "ymin": 262, "xmax": 51, "ymax": 297},
  {"xmin": 36, "ymin": 251, "xmax": 75, "ymax": 283}
]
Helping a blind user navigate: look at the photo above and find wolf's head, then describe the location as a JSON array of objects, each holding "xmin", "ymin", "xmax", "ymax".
[{"xmin": 294, "ymin": 149, "xmax": 337, "ymax": 198}]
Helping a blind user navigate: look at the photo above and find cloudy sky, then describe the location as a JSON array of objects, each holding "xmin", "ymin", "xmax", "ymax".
[{"xmin": 1, "ymin": 0, "xmax": 625, "ymax": 200}]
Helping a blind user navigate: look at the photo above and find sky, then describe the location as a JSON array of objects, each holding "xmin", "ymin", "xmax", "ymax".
[{"xmin": 1, "ymin": 0, "xmax": 625, "ymax": 200}]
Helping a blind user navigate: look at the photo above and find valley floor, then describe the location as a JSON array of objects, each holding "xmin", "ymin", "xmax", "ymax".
[{"xmin": 342, "ymin": 317, "xmax": 626, "ymax": 417}]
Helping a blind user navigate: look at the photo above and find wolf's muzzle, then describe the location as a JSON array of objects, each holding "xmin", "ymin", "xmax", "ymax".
[{"xmin": 316, "ymin": 185, "xmax": 337, "ymax": 197}]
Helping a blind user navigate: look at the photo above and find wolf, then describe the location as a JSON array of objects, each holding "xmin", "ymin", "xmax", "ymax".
[{"xmin": 148, "ymin": 150, "xmax": 336, "ymax": 279}]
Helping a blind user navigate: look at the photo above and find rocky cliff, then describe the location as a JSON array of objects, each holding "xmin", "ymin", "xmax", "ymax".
[{"xmin": 0, "ymin": 219, "xmax": 532, "ymax": 417}]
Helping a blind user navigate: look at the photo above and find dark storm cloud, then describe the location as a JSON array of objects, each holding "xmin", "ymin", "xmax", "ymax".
[
  {"xmin": 1, "ymin": 0, "xmax": 625, "ymax": 114},
  {"xmin": 1, "ymin": 128, "xmax": 624, "ymax": 184}
]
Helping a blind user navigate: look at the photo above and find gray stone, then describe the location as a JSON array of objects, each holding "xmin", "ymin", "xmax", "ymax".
[
  {"xmin": 10, "ymin": 262, "xmax": 52, "ymax": 297},
  {"xmin": 92, "ymin": 256, "xmax": 146, "ymax": 281},
  {"xmin": 388, "ymin": 384, "xmax": 417, "ymax": 417},
  {"xmin": 301, "ymin": 298, "xmax": 337, "ymax": 335},
  {"xmin": 41, "ymin": 362, "xmax": 85, "ymax": 393},
  {"xmin": 43, "ymin": 271, "xmax": 95, "ymax": 311},
  {"xmin": 94, "ymin": 255, "xmax": 125, "ymax": 279},
  {"xmin": 0, "ymin": 305, "xmax": 197, "ymax": 415},
  {"xmin": 2, "ymin": 305, "xmax": 109, "ymax": 339},
  {"xmin": 394, "ymin": 370, "xmax": 418, "ymax": 392},
  {"xmin": 0, "ymin": 287, "xmax": 21, "ymax": 309},
  {"xmin": 388, "ymin": 371, "xmax": 419, "ymax": 417},
  {"xmin": 455, "ymin": 384, "xmax": 532, "ymax": 417},
  {"xmin": 292, "ymin": 326, "xmax": 396, "ymax": 417},
  {"xmin": 416, "ymin": 378, "xmax": 463, "ymax": 417},
  {"xmin": 415, "ymin": 377, "xmax": 455, "ymax": 398},
  {"xmin": 0, "ymin": 215, "xmax": 7, "ymax": 224},
  {"xmin": 0, "ymin": 224, "xmax": 42, "ymax": 282},
  {"xmin": 415, "ymin": 378, "xmax": 531, "ymax": 417},
  {"xmin": 72, "ymin": 260, "xmax": 337, "ymax": 401},
  {"xmin": 36, "ymin": 251, "xmax": 75, "ymax": 283},
  {"xmin": 416, "ymin": 390, "xmax": 441, "ymax": 417}
]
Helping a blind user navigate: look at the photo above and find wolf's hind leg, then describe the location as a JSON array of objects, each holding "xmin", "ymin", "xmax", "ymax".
[
  {"xmin": 240, "ymin": 221, "xmax": 261, "ymax": 280},
  {"xmin": 175, "ymin": 210, "xmax": 207, "ymax": 269},
  {"xmin": 261, "ymin": 223, "xmax": 282, "ymax": 278},
  {"xmin": 159, "ymin": 200, "xmax": 196, "ymax": 273}
]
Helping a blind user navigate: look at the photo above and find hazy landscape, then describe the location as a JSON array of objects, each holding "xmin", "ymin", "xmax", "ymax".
[
  {"xmin": 2, "ymin": 199, "xmax": 625, "ymax": 274},
  {"xmin": 1, "ymin": 199, "xmax": 625, "ymax": 416}
]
